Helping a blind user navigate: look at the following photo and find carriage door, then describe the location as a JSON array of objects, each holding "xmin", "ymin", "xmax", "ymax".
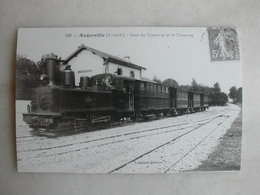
[
  {"xmin": 124, "ymin": 80, "xmax": 134, "ymax": 111},
  {"xmin": 200, "ymin": 94, "xmax": 204, "ymax": 107},
  {"xmin": 188, "ymin": 91, "xmax": 193, "ymax": 108}
]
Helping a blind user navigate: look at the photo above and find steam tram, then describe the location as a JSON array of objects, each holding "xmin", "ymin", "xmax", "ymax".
[{"xmin": 23, "ymin": 56, "xmax": 209, "ymax": 133}]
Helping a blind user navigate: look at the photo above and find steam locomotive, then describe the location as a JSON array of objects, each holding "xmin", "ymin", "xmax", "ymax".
[{"xmin": 23, "ymin": 56, "xmax": 209, "ymax": 133}]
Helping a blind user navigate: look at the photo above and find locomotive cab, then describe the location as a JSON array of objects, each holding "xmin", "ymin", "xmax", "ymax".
[{"xmin": 91, "ymin": 74, "xmax": 135, "ymax": 115}]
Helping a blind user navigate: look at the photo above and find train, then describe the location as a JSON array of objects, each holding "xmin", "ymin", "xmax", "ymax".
[{"xmin": 23, "ymin": 56, "xmax": 209, "ymax": 133}]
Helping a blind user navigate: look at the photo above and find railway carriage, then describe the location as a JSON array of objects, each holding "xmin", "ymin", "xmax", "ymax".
[
  {"xmin": 202, "ymin": 94, "xmax": 209, "ymax": 110},
  {"xmin": 192, "ymin": 91, "xmax": 202, "ymax": 111},
  {"xmin": 171, "ymin": 89, "xmax": 190, "ymax": 114},
  {"xmin": 134, "ymin": 79, "xmax": 170, "ymax": 118}
]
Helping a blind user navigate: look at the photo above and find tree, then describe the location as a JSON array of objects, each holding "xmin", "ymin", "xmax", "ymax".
[
  {"xmin": 219, "ymin": 92, "xmax": 228, "ymax": 106},
  {"xmin": 229, "ymin": 86, "xmax": 242, "ymax": 103},
  {"xmin": 16, "ymin": 54, "xmax": 62, "ymax": 100},
  {"xmin": 200, "ymin": 86, "xmax": 212, "ymax": 95},
  {"xmin": 213, "ymin": 82, "xmax": 221, "ymax": 93},
  {"xmin": 16, "ymin": 56, "xmax": 41, "ymax": 99},
  {"xmin": 162, "ymin": 78, "xmax": 178, "ymax": 88},
  {"xmin": 229, "ymin": 86, "xmax": 238, "ymax": 103},
  {"xmin": 208, "ymin": 83, "xmax": 228, "ymax": 106},
  {"xmin": 190, "ymin": 78, "xmax": 199, "ymax": 91},
  {"xmin": 237, "ymin": 87, "xmax": 242, "ymax": 103},
  {"xmin": 153, "ymin": 75, "xmax": 162, "ymax": 84},
  {"xmin": 37, "ymin": 53, "xmax": 60, "ymax": 73},
  {"xmin": 178, "ymin": 85, "xmax": 189, "ymax": 90}
]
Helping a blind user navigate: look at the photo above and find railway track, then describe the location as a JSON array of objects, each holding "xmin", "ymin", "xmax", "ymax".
[
  {"xmin": 17, "ymin": 120, "xmax": 203, "ymax": 161},
  {"xmin": 16, "ymin": 106, "xmax": 239, "ymax": 173},
  {"xmin": 17, "ymin": 111, "xmax": 228, "ymax": 154},
  {"xmin": 108, "ymin": 112, "xmax": 229, "ymax": 173},
  {"xmin": 163, "ymin": 120, "xmax": 225, "ymax": 173},
  {"xmin": 17, "ymin": 116, "xmax": 214, "ymax": 153},
  {"xmin": 18, "ymin": 111, "xmax": 230, "ymax": 170}
]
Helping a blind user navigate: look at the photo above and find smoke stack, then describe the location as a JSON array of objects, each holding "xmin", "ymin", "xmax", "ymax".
[{"xmin": 46, "ymin": 54, "xmax": 59, "ymax": 86}]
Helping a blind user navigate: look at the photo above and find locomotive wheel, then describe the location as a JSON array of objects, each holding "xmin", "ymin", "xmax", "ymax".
[
  {"xmin": 50, "ymin": 118, "xmax": 59, "ymax": 130},
  {"xmin": 170, "ymin": 111, "xmax": 177, "ymax": 117},
  {"xmin": 155, "ymin": 113, "xmax": 160, "ymax": 119},
  {"xmin": 111, "ymin": 113, "xmax": 121, "ymax": 122},
  {"xmin": 130, "ymin": 115, "xmax": 137, "ymax": 122}
]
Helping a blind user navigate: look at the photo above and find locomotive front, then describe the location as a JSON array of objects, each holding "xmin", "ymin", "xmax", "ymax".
[
  {"xmin": 23, "ymin": 56, "xmax": 63, "ymax": 129},
  {"xmin": 23, "ymin": 86, "xmax": 61, "ymax": 129}
]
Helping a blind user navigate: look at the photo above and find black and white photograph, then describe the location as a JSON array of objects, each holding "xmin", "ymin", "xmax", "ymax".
[{"xmin": 16, "ymin": 27, "xmax": 242, "ymax": 173}]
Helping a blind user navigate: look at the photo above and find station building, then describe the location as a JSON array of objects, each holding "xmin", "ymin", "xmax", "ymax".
[{"xmin": 63, "ymin": 45, "xmax": 146, "ymax": 85}]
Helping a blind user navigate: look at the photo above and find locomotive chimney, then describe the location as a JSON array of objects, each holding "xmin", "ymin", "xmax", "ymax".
[{"xmin": 46, "ymin": 54, "xmax": 59, "ymax": 86}]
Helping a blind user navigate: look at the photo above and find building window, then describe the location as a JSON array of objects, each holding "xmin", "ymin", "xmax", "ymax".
[
  {"xmin": 130, "ymin": 70, "xmax": 135, "ymax": 78},
  {"xmin": 103, "ymin": 60, "xmax": 109, "ymax": 73},
  {"xmin": 117, "ymin": 68, "xmax": 122, "ymax": 75}
]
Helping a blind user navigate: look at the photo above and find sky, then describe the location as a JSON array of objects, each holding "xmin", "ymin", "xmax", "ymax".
[{"xmin": 17, "ymin": 27, "xmax": 242, "ymax": 93}]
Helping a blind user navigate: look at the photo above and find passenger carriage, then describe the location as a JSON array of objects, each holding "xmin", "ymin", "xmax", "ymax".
[{"xmin": 134, "ymin": 79, "xmax": 170, "ymax": 119}]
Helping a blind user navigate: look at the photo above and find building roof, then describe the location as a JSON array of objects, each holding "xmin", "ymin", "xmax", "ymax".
[{"xmin": 63, "ymin": 44, "xmax": 146, "ymax": 70}]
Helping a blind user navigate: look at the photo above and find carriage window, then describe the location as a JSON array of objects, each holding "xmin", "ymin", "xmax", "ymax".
[
  {"xmin": 141, "ymin": 82, "xmax": 145, "ymax": 91},
  {"xmin": 179, "ymin": 92, "xmax": 183, "ymax": 99},
  {"xmin": 166, "ymin": 87, "xmax": 168, "ymax": 94},
  {"xmin": 148, "ymin": 84, "xmax": 151, "ymax": 94},
  {"xmin": 117, "ymin": 68, "xmax": 122, "ymax": 75}
]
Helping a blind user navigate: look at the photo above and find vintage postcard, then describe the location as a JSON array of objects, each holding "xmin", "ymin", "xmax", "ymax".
[{"xmin": 16, "ymin": 27, "xmax": 242, "ymax": 173}]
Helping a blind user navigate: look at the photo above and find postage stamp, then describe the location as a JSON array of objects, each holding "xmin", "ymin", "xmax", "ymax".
[{"xmin": 207, "ymin": 27, "xmax": 240, "ymax": 61}]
